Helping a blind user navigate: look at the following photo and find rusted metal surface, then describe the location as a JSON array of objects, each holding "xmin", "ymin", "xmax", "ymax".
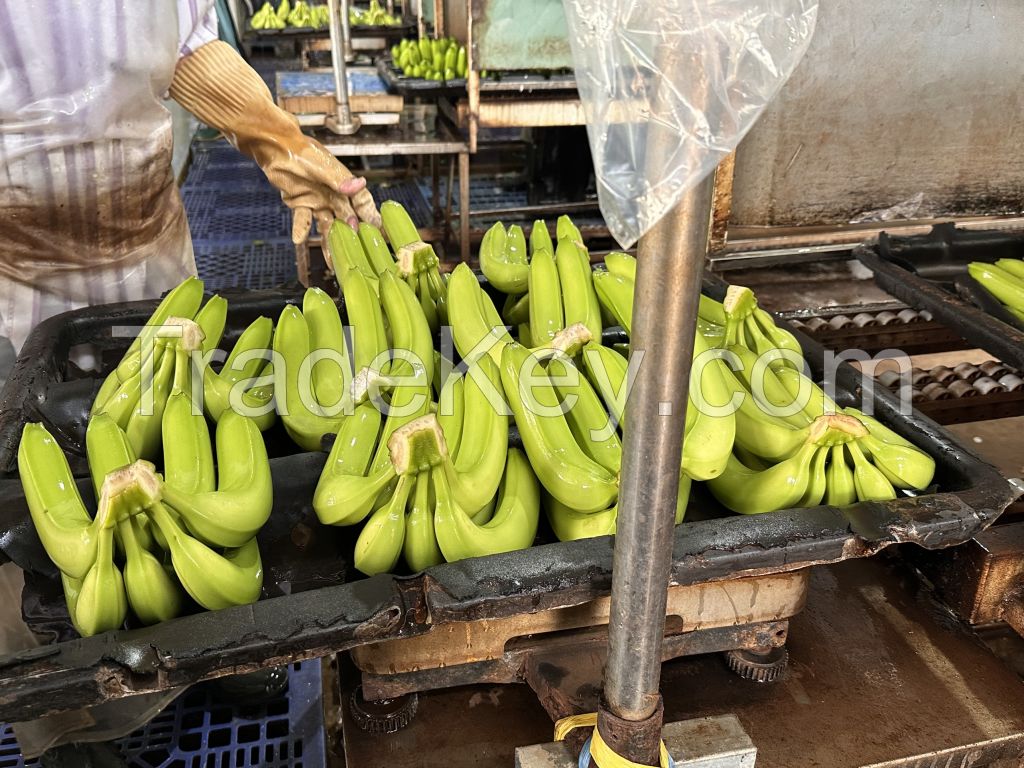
[
  {"xmin": 709, "ymin": 152, "xmax": 736, "ymax": 253},
  {"xmin": 468, "ymin": 0, "xmax": 572, "ymax": 71},
  {"xmin": 854, "ymin": 226, "xmax": 1024, "ymax": 371},
  {"xmin": 597, "ymin": 701, "xmax": 665, "ymax": 768}
]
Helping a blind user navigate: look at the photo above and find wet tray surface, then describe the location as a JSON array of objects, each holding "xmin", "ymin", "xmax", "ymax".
[
  {"xmin": 854, "ymin": 223, "xmax": 1024, "ymax": 369},
  {"xmin": 0, "ymin": 279, "xmax": 1012, "ymax": 722}
]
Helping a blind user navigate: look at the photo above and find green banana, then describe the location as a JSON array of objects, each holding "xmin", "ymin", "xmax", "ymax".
[
  {"xmin": 707, "ymin": 441, "xmax": 819, "ymax": 515},
  {"xmin": 581, "ymin": 341, "xmax": 630, "ymax": 426},
  {"xmin": 149, "ymin": 502, "xmax": 263, "ymax": 611},
  {"xmin": 303, "ymin": 287, "xmax": 350, "ymax": 413},
  {"xmin": 118, "ymin": 514, "xmax": 183, "ymax": 626},
  {"xmin": 273, "ymin": 305, "xmax": 343, "ymax": 451},
  {"xmin": 328, "ymin": 219, "xmax": 377, "ymax": 280},
  {"xmin": 448, "ymin": 263, "xmax": 512, "ymax": 363},
  {"xmin": 592, "ymin": 270, "xmax": 633, "ymax": 334},
  {"xmin": 380, "ymin": 270, "xmax": 434, "ymax": 385},
  {"xmin": 528, "ymin": 247, "xmax": 564, "ymax": 344},
  {"xmin": 161, "ymin": 410, "xmax": 272, "ymax": 548},
  {"xmin": 725, "ymin": 343, "xmax": 809, "ymax": 427},
  {"xmin": 416, "ymin": 270, "xmax": 440, "ymax": 335},
  {"xmin": 825, "ymin": 445, "xmax": 856, "ymax": 506},
  {"xmin": 124, "ymin": 334, "xmax": 179, "ymax": 460},
  {"xmin": 313, "ymin": 401, "xmax": 387, "ymax": 526},
  {"xmin": 995, "ymin": 258, "xmax": 1024, "ymax": 281},
  {"xmin": 436, "ymin": 372, "xmax": 465, "ymax": 458},
  {"xmin": 500, "ymin": 342, "xmax": 618, "ymax": 513},
  {"xmin": 194, "ymin": 295, "xmax": 228, "ymax": 355},
  {"xmin": 552, "ymin": 359, "xmax": 621, "ymax": 474},
  {"xmin": 846, "ymin": 441, "xmax": 897, "ymax": 501},
  {"xmin": 530, "ymin": 219, "xmax": 553, "ymax": 257},
  {"xmin": 681, "ymin": 333, "xmax": 736, "ymax": 480},
  {"xmin": 403, "ymin": 471, "xmax": 444, "ymax": 572},
  {"xmin": 433, "ymin": 447, "xmax": 539, "ymax": 562},
  {"xmin": 442, "ymin": 356, "xmax": 509, "ymax": 512},
  {"xmin": 70, "ymin": 523, "xmax": 128, "ymax": 637},
  {"xmin": 359, "ymin": 222, "xmax": 398, "ymax": 276},
  {"xmin": 555, "ymin": 237, "xmax": 602, "ymax": 341},
  {"xmin": 796, "ymin": 446, "xmax": 829, "ymax": 508},
  {"xmin": 380, "ymin": 200, "xmax": 421, "ymax": 248},
  {"xmin": 19, "ymin": 422, "xmax": 111, "ymax": 579},
  {"xmin": 353, "ymin": 472, "xmax": 413, "ymax": 576},
  {"xmin": 968, "ymin": 263, "xmax": 1024, "ymax": 310},
  {"xmin": 480, "ymin": 222, "xmax": 529, "ymax": 294},
  {"xmin": 503, "ymin": 292, "xmax": 531, "ymax": 326},
  {"xmin": 720, "ymin": 364, "xmax": 810, "ymax": 462},
  {"xmin": 341, "ymin": 265, "xmax": 389, "ymax": 376},
  {"xmin": 857, "ymin": 432, "xmax": 935, "ymax": 490},
  {"xmin": 115, "ymin": 276, "xmax": 204, "ymax": 383},
  {"xmin": 162, "ymin": 391, "xmax": 216, "ymax": 497},
  {"xmin": 556, "ymin": 215, "xmax": 582, "ymax": 244},
  {"xmin": 202, "ymin": 316, "xmax": 276, "ymax": 431},
  {"xmin": 604, "ymin": 252, "xmax": 636, "ymax": 281}
]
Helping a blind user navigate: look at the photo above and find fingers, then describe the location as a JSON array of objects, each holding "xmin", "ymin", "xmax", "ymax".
[
  {"xmin": 316, "ymin": 210, "xmax": 336, "ymax": 269},
  {"xmin": 330, "ymin": 195, "xmax": 358, "ymax": 230},
  {"xmin": 350, "ymin": 185, "xmax": 382, "ymax": 227},
  {"xmin": 338, "ymin": 176, "xmax": 366, "ymax": 197},
  {"xmin": 291, "ymin": 208, "xmax": 313, "ymax": 245},
  {"xmin": 295, "ymin": 137, "xmax": 361, "ymax": 193}
]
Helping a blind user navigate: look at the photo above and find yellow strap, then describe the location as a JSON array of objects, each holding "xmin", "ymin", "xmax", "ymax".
[{"xmin": 553, "ymin": 713, "xmax": 673, "ymax": 768}]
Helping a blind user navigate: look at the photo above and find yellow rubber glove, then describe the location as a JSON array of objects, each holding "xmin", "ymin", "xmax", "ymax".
[{"xmin": 170, "ymin": 41, "xmax": 379, "ymax": 244}]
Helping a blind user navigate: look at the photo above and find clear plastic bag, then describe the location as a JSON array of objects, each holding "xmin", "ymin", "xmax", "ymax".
[{"xmin": 562, "ymin": 0, "xmax": 818, "ymax": 248}]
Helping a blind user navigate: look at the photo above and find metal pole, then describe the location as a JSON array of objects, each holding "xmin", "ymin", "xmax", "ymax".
[
  {"xmin": 598, "ymin": 41, "xmax": 715, "ymax": 765},
  {"xmin": 325, "ymin": 0, "xmax": 360, "ymax": 135}
]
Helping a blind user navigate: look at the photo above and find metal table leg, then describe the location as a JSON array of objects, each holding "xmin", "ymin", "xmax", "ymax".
[{"xmin": 458, "ymin": 152, "xmax": 470, "ymax": 263}]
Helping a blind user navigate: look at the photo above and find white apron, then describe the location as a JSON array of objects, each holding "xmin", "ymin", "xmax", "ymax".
[{"xmin": 0, "ymin": 0, "xmax": 199, "ymax": 353}]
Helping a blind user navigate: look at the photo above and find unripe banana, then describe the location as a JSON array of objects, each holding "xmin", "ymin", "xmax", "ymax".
[
  {"xmin": 592, "ymin": 270, "xmax": 633, "ymax": 334},
  {"xmin": 552, "ymin": 359, "xmax": 621, "ymax": 474},
  {"xmin": 20, "ymin": 422, "xmax": 105, "ymax": 579},
  {"xmin": 273, "ymin": 305, "xmax": 343, "ymax": 451},
  {"xmin": 162, "ymin": 391, "xmax": 216, "ymax": 496},
  {"xmin": 403, "ymin": 471, "xmax": 444, "ymax": 572},
  {"xmin": 556, "ymin": 215, "xmax": 582, "ymax": 244},
  {"xmin": 530, "ymin": 219, "xmax": 553, "ymax": 256},
  {"xmin": 846, "ymin": 441, "xmax": 897, "ymax": 501},
  {"xmin": 118, "ymin": 514, "xmax": 183, "ymax": 625},
  {"xmin": 194, "ymin": 295, "xmax": 228, "ymax": 355},
  {"xmin": 161, "ymin": 410, "xmax": 273, "ymax": 548},
  {"xmin": 433, "ymin": 447, "xmax": 539, "ymax": 562},
  {"xmin": 124, "ymin": 337, "xmax": 178, "ymax": 460},
  {"xmin": 367, "ymin": 375, "xmax": 432, "ymax": 477},
  {"xmin": 581, "ymin": 341, "xmax": 630, "ymax": 426},
  {"xmin": 720, "ymin": 364, "xmax": 810, "ymax": 462},
  {"xmin": 480, "ymin": 222, "xmax": 529, "ymax": 294},
  {"xmin": 115, "ymin": 277, "xmax": 204, "ymax": 383},
  {"xmin": 995, "ymin": 258, "xmax": 1024, "ymax": 281},
  {"xmin": 417, "ymin": 270, "xmax": 440, "ymax": 335},
  {"xmin": 528, "ymin": 247, "xmax": 564, "ymax": 344},
  {"xmin": 328, "ymin": 219, "xmax": 378, "ymax": 280},
  {"xmin": 503, "ymin": 292, "xmax": 530, "ymax": 326},
  {"xmin": 796, "ymin": 446, "xmax": 829, "ymax": 508},
  {"xmin": 436, "ymin": 373, "xmax": 465, "ymax": 458},
  {"xmin": 303, "ymin": 287, "xmax": 350, "ymax": 413},
  {"xmin": 681, "ymin": 334, "xmax": 736, "ymax": 481},
  {"xmin": 203, "ymin": 316, "xmax": 276, "ymax": 430},
  {"xmin": 968, "ymin": 263, "xmax": 1024, "ymax": 310},
  {"xmin": 314, "ymin": 401, "xmax": 387, "ymax": 526},
  {"xmin": 857, "ymin": 433, "xmax": 935, "ymax": 490},
  {"xmin": 773, "ymin": 366, "xmax": 841, "ymax": 422},
  {"xmin": 149, "ymin": 502, "xmax": 263, "ymax": 610},
  {"xmin": 604, "ymin": 252, "xmax": 636, "ymax": 281},
  {"xmin": 500, "ymin": 342, "xmax": 618, "ymax": 513},
  {"xmin": 825, "ymin": 445, "xmax": 856, "ymax": 506},
  {"xmin": 555, "ymin": 238, "xmax": 602, "ymax": 341},
  {"xmin": 707, "ymin": 441, "xmax": 818, "ymax": 515},
  {"xmin": 724, "ymin": 343, "xmax": 809, "ymax": 427},
  {"xmin": 353, "ymin": 472, "xmax": 413, "ymax": 576},
  {"xmin": 380, "ymin": 270, "xmax": 434, "ymax": 385},
  {"xmin": 341, "ymin": 265, "xmax": 388, "ymax": 376},
  {"xmin": 448, "ymin": 263, "xmax": 512, "ymax": 363},
  {"xmin": 359, "ymin": 222, "xmax": 398, "ymax": 276},
  {"xmin": 442, "ymin": 356, "xmax": 509, "ymax": 512},
  {"xmin": 380, "ymin": 200, "xmax": 421, "ymax": 248},
  {"xmin": 71, "ymin": 525, "xmax": 128, "ymax": 637}
]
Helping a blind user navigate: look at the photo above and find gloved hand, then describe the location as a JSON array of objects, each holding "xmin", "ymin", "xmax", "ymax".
[{"xmin": 169, "ymin": 41, "xmax": 379, "ymax": 244}]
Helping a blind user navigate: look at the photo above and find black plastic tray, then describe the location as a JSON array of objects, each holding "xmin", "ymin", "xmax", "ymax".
[
  {"xmin": 0, "ymin": 279, "xmax": 1013, "ymax": 722},
  {"xmin": 854, "ymin": 223, "xmax": 1024, "ymax": 369},
  {"xmin": 376, "ymin": 56, "xmax": 466, "ymax": 97}
]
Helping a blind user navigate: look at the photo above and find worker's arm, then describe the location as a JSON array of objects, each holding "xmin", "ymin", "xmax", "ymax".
[{"xmin": 169, "ymin": 40, "xmax": 379, "ymax": 243}]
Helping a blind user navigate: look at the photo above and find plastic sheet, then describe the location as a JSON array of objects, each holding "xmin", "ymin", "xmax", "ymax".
[{"xmin": 562, "ymin": 0, "xmax": 818, "ymax": 247}]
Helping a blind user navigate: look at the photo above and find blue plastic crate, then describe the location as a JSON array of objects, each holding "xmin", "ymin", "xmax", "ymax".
[
  {"xmin": 194, "ymin": 238, "xmax": 298, "ymax": 291},
  {"xmin": 369, "ymin": 181, "xmax": 433, "ymax": 229},
  {"xmin": 418, "ymin": 175, "xmax": 529, "ymax": 215},
  {"xmin": 0, "ymin": 660, "xmax": 325, "ymax": 768}
]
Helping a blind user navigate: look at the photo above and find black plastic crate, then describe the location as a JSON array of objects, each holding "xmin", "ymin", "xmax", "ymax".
[
  {"xmin": 854, "ymin": 223, "xmax": 1024, "ymax": 370},
  {"xmin": 0, "ymin": 277, "xmax": 1013, "ymax": 723}
]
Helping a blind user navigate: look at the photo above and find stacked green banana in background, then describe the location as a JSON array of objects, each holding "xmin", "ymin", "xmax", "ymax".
[
  {"xmin": 350, "ymin": 0, "xmax": 401, "ymax": 26},
  {"xmin": 391, "ymin": 36, "xmax": 468, "ymax": 81},
  {"xmin": 968, "ymin": 258, "xmax": 1024, "ymax": 325},
  {"xmin": 20, "ymin": 291, "xmax": 272, "ymax": 636}
]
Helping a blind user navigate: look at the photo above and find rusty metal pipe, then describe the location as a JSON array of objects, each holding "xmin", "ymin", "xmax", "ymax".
[{"xmin": 603, "ymin": 175, "xmax": 715, "ymax": 732}]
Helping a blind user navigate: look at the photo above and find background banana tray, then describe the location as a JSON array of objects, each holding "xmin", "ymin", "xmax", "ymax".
[
  {"xmin": 0, "ymin": 277, "xmax": 1012, "ymax": 723},
  {"xmin": 855, "ymin": 223, "xmax": 1024, "ymax": 370}
]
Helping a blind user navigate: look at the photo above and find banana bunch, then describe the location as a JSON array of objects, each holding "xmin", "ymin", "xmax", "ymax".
[
  {"xmin": 19, "ymin": 356, "xmax": 270, "ymax": 636},
  {"xmin": 91, "ymin": 278, "xmax": 275, "ymax": 463},
  {"xmin": 479, "ymin": 218, "xmax": 602, "ymax": 349},
  {"xmin": 969, "ymin": 259, "xmax": 1024, "ymax": 325},
  {"xmin": 352, "ymin": 0, "xmax": 400, "ymax": 26},
  {"xmin": 251, "ymin": 2, "xmax": 287, "ymax": 29},
  {"xmin": 703, "ymin": 288, "xmax": 936, "ymax": 513},
  {"xmin": 286, "ymin": 0, "xmax": 314, "ymax": 27},
  {"xmin": 312, "ymin": 4, "xmax": 331, "ymax": 27},
  {"xmin": 392, "ymin": 36, "xmax": 468, "ymax": 81}
]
